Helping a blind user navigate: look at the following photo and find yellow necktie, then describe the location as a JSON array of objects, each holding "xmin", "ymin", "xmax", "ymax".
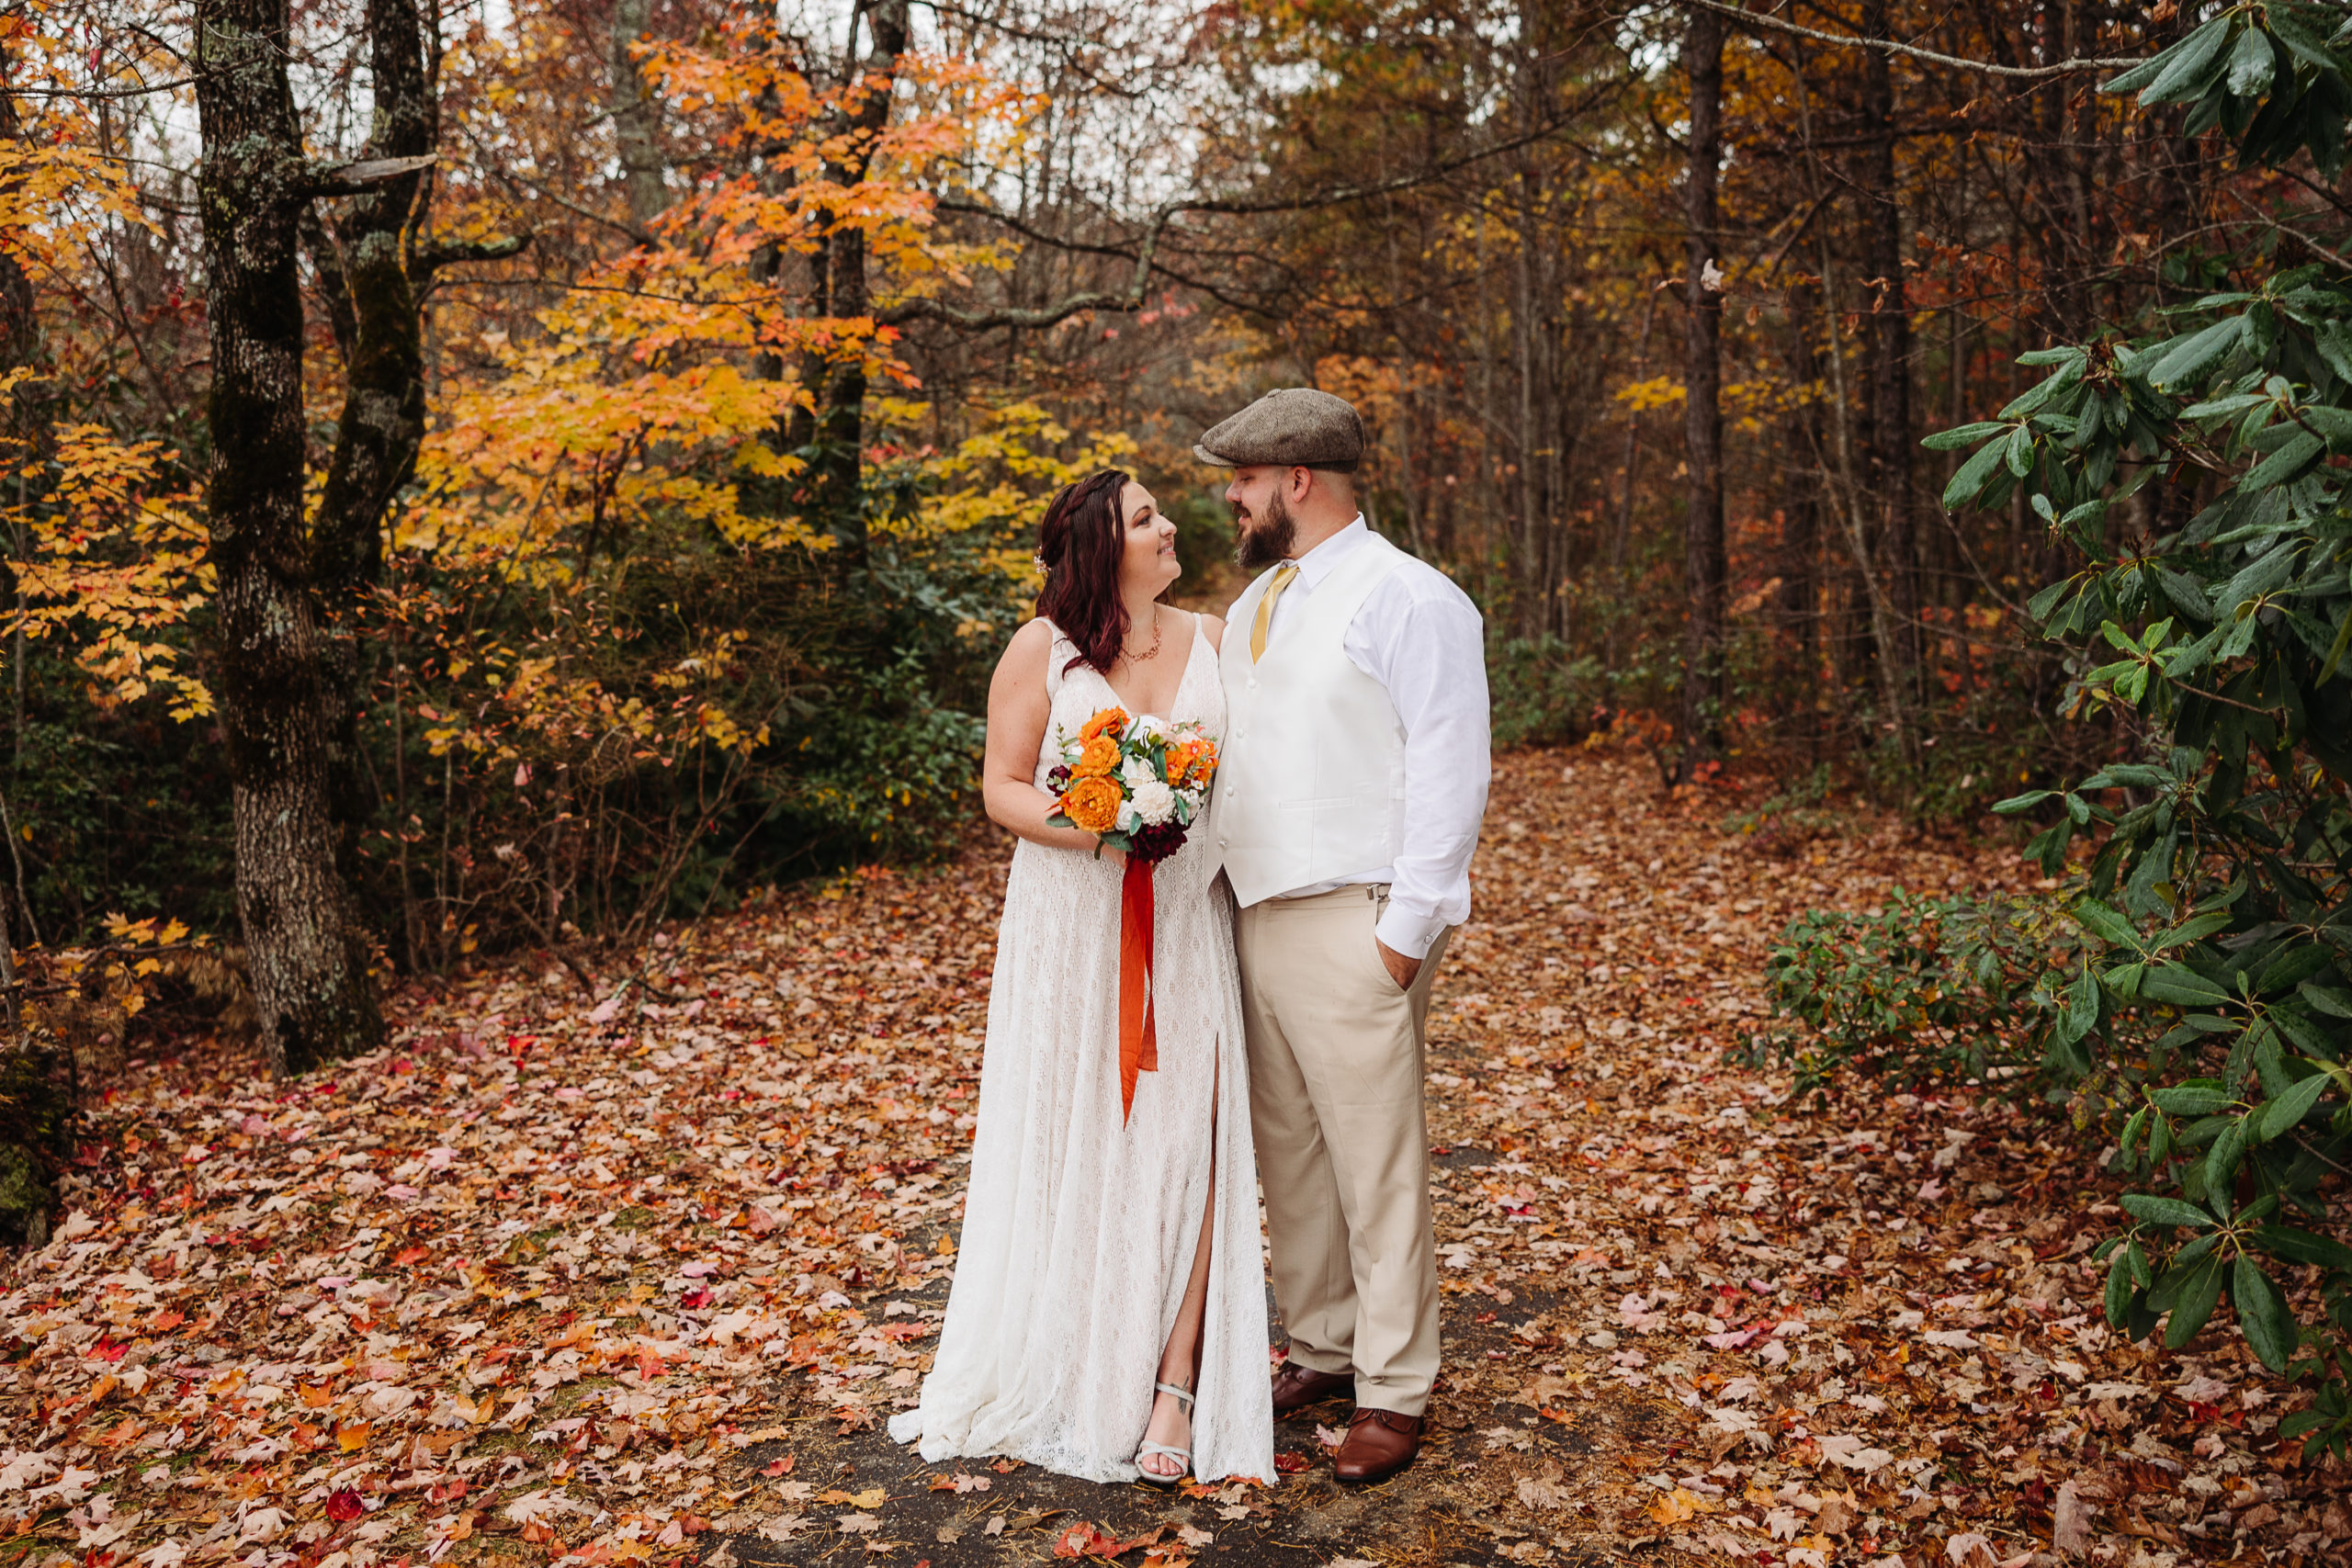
[{"xmin": 1250, "ymin": 564, "xmax": 1299, "ymax": 662}]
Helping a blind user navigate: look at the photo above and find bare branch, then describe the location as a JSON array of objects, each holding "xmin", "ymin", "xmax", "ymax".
[
  {"xmin": 1690, "ymin": 0, "xmax": 2138, "ymax": 79},
  {"xmin": 903, "ymin": 104, "xmax": 1615, "ymax": 330},
  {"xmin": 416, "ymin": 234, "xmax": 533, "ymax": 274},
  {"xmin": 303, "ymin": 152, "xmax": 438, "ymax": 198}
]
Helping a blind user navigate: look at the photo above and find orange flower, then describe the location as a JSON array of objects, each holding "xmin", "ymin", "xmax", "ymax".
[
  {"xmin": 1079, "ymin": 707, "xmax": 1129, "ymax": 742},
  {"xmin": 1164, "ymin": 741, "xmax": 1200, "ymax": 785},
  {"xmin": 1188, "ymin": 740, "xmax": 1218, "ymax": 786},
  {"xmin": 1059, "ymin": 775, "xmax": 1123, "ymax": 834},
  {"xmin": 1072, "ymin": 735, "xmax": 1120, "ymax": 778}
]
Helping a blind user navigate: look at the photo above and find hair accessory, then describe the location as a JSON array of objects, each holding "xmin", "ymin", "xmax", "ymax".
[{"xmin": 1032, "ymin": 552, "xmax": 1049, "ymax": 572}]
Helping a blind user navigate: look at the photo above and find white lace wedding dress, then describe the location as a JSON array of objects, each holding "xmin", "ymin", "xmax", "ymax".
[{"xmin": 888, "ymin": 616, "xmax": 1272, "ymax": 1483}]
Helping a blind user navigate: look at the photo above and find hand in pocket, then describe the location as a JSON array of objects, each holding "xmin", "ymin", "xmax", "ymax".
[{"xmin": 1374, "ymin": 936, "xmax": 1420, "ymax": 993}]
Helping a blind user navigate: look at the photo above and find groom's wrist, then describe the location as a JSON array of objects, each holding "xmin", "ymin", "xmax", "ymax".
[{"xmin": 1373, "ymin": 905, "xmax": 1444, "ymax": 961}]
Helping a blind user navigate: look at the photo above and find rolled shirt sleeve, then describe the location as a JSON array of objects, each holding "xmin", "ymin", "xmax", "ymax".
[{"xmin": 1351, "ymin": 589, "xmax": 1490, "ymax": 959}]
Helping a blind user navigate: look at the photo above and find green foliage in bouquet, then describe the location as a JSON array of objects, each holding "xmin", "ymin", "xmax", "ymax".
[{"xmin": 1764, "ymin": 4, "xmax": 2352, "ymax": 1459}]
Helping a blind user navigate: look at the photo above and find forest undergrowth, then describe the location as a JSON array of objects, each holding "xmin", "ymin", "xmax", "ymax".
[{"xmin": 2, "ymin": 748, "xmax": 2344, "ymax": 1568}]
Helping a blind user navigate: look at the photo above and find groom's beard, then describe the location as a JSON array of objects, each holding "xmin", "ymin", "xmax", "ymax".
[{"xmin": 1234, "ymin": 490, "xmax": 1296, "ymax": 570}]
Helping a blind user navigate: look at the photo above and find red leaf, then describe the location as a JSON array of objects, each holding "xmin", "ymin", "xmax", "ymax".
[
  {"xmin": 1272, "ymin": 1450, "xmax": 1312, "ymax": 1473},
  {"xmin": 326, "ymin": 1488, "xmax": 366, "ymax": 1523},
  {"xmin": 1053, "ymin": 1522, "xmax": 1119, "ymax": 1558}
]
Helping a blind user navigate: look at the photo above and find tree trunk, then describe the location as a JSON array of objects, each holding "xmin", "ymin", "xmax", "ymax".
[
  {"xmin": 0, "ymin": 47, "xmax": 45, "ymax": 773},
  {"xmin": 313, "ymin": 0, "xmax": 436, "ymax": 874},
  {"xmin": 798, "ymin": 0, "xmax": 910, "ymax": 564},
  {"xmin": 1860, "ymin": 0, "xmax": 1922, "ymax": 759},
  {"xmin": 609, "ymin": 0, "xmax": 666, "ymax": 228},
  {"xmin": 1781, "ymin": 281, "xmax": 1826, "ymax": 739},
  {"xmin": 196, "ymin": 0, "xmax": 385, "ymax": 1076},
  {"xmin": 1679, "ymin": 1, "xmax": 1727, "ymax": 771}
]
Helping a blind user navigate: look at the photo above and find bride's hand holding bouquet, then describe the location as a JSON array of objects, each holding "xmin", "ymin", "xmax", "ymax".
[{"xmin": 1045, "ymin": 706, "xmax": 1220, "ymax": 865}]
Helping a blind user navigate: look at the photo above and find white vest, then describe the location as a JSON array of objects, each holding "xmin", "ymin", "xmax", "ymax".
[{"xmin": 1215, "ymin": 532, "xmax": 1408, "ymax": 908}]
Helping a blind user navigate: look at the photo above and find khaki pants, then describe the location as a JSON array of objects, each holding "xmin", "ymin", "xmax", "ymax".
[{"xmin": 1237, "ymin": 883, "xmax": 1452, "ymax": 1417}]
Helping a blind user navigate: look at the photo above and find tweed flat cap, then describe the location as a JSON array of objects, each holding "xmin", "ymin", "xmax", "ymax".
[{"xmin": 1192, "ymin": 388, "xmax": 1365, "ymax": 470}]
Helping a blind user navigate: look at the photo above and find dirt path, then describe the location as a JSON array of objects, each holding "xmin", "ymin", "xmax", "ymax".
[{"xmin": 6, "ymin": 749, "xmax": 2340, "ymax": 1568}]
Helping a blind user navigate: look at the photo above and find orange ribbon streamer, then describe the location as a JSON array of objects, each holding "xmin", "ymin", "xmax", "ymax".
[{"xmin": 1118, "ymin": 854, "xmax": 1158, "ymax": 1123}]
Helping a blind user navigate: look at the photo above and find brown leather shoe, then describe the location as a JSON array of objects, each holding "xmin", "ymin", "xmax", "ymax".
[
  {"xmin": 1270, "ymin": 1360, "xmax": 1353, "ymax": 1418},
  {"xmin": 1333, "ymin": 1407, "xmax": 1423, "ymax": 1483}
]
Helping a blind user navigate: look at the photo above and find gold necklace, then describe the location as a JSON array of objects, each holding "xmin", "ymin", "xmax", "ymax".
[{"xmin": 1118, "ymin": 608, "xmax": 1165, "ymax": 667}]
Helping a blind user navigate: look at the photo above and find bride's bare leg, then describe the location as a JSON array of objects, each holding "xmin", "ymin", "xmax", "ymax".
[{"xmin": 1141, "ymin": 1062, "xmax": 1219, "ymax": 1479}]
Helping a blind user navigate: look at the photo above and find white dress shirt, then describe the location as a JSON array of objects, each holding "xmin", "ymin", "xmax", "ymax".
[{"xmin": 1259, "ymin": 518, "xmax": 1490, "ymax": 959}]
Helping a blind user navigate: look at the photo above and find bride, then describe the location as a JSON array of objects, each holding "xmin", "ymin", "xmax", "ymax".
[{"xmin": 887, "ymin": 469, "xmax": 1273, "ymax": 1484}]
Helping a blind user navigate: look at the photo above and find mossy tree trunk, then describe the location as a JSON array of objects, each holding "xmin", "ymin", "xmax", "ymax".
[
  {"xmin": 311, "ymin": 0, "xmax": 435, "ymax": 883},
  {"xmin": 196, "ymin": 0, "xmax": 386, "ymax": 1076}
]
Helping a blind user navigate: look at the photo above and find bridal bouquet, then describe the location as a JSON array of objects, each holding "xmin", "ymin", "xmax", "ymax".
[
  {"xmin": 1042, "ymin": 706, "xmax": 1219, "ymax": 1122},
  {"xmin": 1045, "ymin": 706, "xmax": 1219, "ymax": 866}
]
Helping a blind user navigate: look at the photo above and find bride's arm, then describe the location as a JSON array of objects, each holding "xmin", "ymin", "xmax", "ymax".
[{"xmin": 982, "ymin": 620, "xmax": 1121, "ymax": 857}]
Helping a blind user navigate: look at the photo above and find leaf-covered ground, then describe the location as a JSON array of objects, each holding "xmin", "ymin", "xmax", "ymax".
[{"xmin": 7, "ymin": 748, "xmax": 2346, "ymax": 1568}]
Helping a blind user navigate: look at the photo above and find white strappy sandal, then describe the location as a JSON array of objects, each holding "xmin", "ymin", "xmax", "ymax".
[{"xmin": 1134, "ymin": 1381, "xmax": 1194, "ymax": 1486}]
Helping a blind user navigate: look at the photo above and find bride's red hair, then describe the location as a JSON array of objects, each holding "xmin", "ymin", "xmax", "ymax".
[{"xmin": 1035, "ymin": 468, "xmax": 1136, "ymax": 675}]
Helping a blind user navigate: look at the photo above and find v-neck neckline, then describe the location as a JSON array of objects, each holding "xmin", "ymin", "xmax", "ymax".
[{"xmin": 1092, "ymin": 611, "xmax": 1204, "ymax": 720}]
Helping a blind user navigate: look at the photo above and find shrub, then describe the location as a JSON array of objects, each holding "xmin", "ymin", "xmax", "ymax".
[
  {"xmin": 1754, "ymin": 889, "xmax": 2074, "ymax": 1100},
  {"xmin": 1765, "ymin": 11, "xmax": 2352, "ymax": 1461},
  {"xmin": 1488, "ymin": 634, "xmax": 1604, "ymax": 748}
]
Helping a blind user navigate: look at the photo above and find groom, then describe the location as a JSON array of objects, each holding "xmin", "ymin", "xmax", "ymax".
[{"xmin": 1199, "ymin": 389, "xmax": 1489, "ymax": 1483}]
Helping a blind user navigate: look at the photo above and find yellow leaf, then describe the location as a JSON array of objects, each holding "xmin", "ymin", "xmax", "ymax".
[{"xmin": 1647, "ymin": 1487, "xmax": 1715, "ymax": 1526}]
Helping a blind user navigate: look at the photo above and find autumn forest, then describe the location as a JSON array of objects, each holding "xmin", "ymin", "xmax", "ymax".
[{"xmin": 2, "ymin": 0, "xmax": 2350, "ymax": 1564}]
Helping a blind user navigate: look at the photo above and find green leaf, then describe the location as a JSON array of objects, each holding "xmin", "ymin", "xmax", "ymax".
[
  {"xmin": 2062, "ymin": 966, "xmax": 2100, "ymax": 1043},
  {"xmin": 2233, "ymin": 1256, "xmax": 2297, "ymax": 1371},
  {"xmin": 2154, "ymin": 911, "xmax": 2234, "ymax": 951},
  {"xmin": 2121, "ymin": 1193, "xmax": 2221, "ymax": 1229},
  {"xmin": 2130, "ymin": 16, "xmax": 2237, "ymax": 104},
  {"xmin": 2142, "ymin": 964, "xmax": 2234, "ymax": 1007},
  {"xmin": 2104, "ymin": 1247, "xmax": 2134, "ymax": 1322},
  {"xmin": 2142, "ymin": 315, "xmax": 2245, "ymax": 389},
  {"xmin": 2226, "ymin": 22, "xmax": 2277, "ymax": 96},
  {"xmin": 2075, "ymin": 898, "xmax": 2143, "ymax": 950},
  {"xmin": 2267, "ymin": 5, "xmax": 2344, "ymax": 73},
  {"xmin": 2151, "ymin": 1085, "xmax": 2233, "ymax": 1115},
  {"xmin": 2180, "ymin": 391, "xmax": 2268, "ymax": 421},
  {"xmin": 1993, "ymin": 789, "xmax": 2056, "ymax": 814},
  {"xmin": 1922, "ymin": 422, "xmax": 2010, "ymax": 451},
  {"xmin": 2163, "ymin": 1256, "xmax": 2225, "ymax": 1348},
  {"xmin": 2253, "ymin": 1069, "xmax": 2333, "ymax": 1141},
  {"xmin": 2250, "ymin": 1224, "xmax": 2352, "ymax": 1272},
  {"xmin": 2238, "ymin": 429, "xmax": 2324, "ymax": 491},
  {"xmin": 2004, "ymin": 424, "xmax": 2035, "ymax": 477},
  {"xmin": 2206, "ymin": 1115, "xmax": 2248, "ymax": 1197},
  {"xmin": 2299, "ymin": 981, "xmax": 2352, "ymax": 1019},
  {"xmin": 1941, "ymin": 435, "xmax": 2011, "ymax": 510}
]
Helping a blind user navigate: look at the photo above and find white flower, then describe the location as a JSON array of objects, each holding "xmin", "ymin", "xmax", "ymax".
[
  {"xmin": 1131, "ymin": 715, "xmax": 1168, "ymax": 740},
  {"xmin": 1115, "ymin": 801, "xmax": 1142, "ymax": 832},
  {"xmin": 1120, "ymin": 756, "xmax": 1158, "ymax": 790},
  {"xmin": 1131, "ymin": 781, "xmax": 1177, "ymax": 825}
]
